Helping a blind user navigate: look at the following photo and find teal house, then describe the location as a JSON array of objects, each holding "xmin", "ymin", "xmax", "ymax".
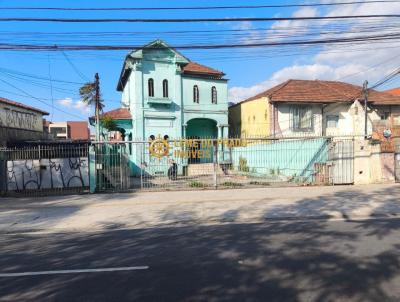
[{"xmin": 100, "ymin": 40, "xmax": 229, "ymax": 176}]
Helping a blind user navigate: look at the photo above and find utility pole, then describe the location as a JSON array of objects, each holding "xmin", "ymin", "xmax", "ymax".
[
  {"xmin": 95, "ymin": 73, "xmax": 101, "ymax": 141},
  {"xmin": 363, "ymin": 80, "xmax": 368, "ymax": 138}
]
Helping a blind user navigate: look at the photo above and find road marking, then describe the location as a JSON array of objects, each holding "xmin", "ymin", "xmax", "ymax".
[{"xmin": 0, "ymin": 266, "xmax": 149, "ymax": 277}]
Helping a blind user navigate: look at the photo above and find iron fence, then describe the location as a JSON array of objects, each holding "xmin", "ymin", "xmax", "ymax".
[
  {"xmin": 1, "ymin": 136, "xmax": 359, "ymax": 196},
  {"xmin": 92, "ymin": 136, "xmax": 355, "ymax": 192}
]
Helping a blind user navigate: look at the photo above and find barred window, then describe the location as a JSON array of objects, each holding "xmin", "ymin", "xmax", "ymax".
[
  {"xmin": 193, "ymin": 85, "xmax": 199, "ymax": 103},
  {"xmin": 148, "ymin": 78, "xmax": 154, "ymax": 97},
  {"xmin": 211, "ymin": 86, "xmax": 217, "ymax": 104},
  {"xmin": 162, "ymin": 79, "xmax": 168, "ymax": 98},
  {"xmin": 290, "ymin": 105, "xmax": 313, "ymax": 131}
]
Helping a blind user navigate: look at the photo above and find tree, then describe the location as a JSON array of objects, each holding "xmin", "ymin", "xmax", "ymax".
[
  {"xmin": 100, "ymin": 116, "xmax": 118, "ymax": 132},
  {"xmin": 79, "ymin": 73, "xmax": 104, "ymax": 141}
]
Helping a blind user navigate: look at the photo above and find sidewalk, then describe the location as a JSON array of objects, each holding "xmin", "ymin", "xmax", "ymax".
[{"xmin": 1, "ymin": 183, "xmax": 399, "ymax": 233}]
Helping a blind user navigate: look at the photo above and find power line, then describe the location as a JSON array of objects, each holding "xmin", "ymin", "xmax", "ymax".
[
  {"xmin": 0, "ymin": 67, "xmax": 84, "ymax": 84},
  {"xmin": 0, "ymin": 77, "xmax": 86, "ymax": 120},
  {"xmin": 1, "ymin": 20, "xmax": 396, "ymax": 36},
  {"xmin": 47, "ymin": 54, "xmax": 54, "ymax": 121},
  {"xmin": 1, "ymin": 15, "xmax": 400, "ymax": 23},
  {"xmin": 1, "ymin": 32, "xmax": 400, "ymax": 50},
  {"xmin": 370, "ymin": 66, "xmax": 400, "ymax": 89},
  {"xmin": 61, "ymin": 51, "xmax": 90, "ymax": 81},
  {"xmin": 0, "ymin": 1, "xmax": 398, "ymax": 11},
  {"xmin": 336, "ymin": 52, "xmax": 400, "ymax": 81}
]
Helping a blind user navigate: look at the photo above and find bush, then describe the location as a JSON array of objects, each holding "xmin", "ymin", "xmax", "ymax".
[
  {"xmin": 189, "ymin": 181, "xmax": 205, "ymax": 188},
  {"xmin": 249, "ymin": 181, "xmax": 271, "ymax": 186},
  {"xmin": 238, "ymin": 156, "xmax": 249, "ymax": 172},
  {"xmin": 221, "ymin": 181, "xmax": 243, "ymax": 187}
]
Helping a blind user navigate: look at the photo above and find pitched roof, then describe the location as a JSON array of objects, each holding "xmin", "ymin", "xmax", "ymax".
[
  {"xmin": 385, "ymin": 88, "xmax": 400, "ymax": 96},
  {"xmin": 0, "ymin": 97, "xmax": 49, "ymax": 115},
  {"xmin": 233, "ymin": 79, "xmax": 400, "ymax": 106},
  {"xmin": 99, "ymin": 108, "xmax": 132, "ymax": 120},
  {"xmin": 117, "ymin": 40, "xmax": 225, "ymax": 91},
  {"xmin": 182, "ymin": 62, "xmax": 225, "ymax": 77}
]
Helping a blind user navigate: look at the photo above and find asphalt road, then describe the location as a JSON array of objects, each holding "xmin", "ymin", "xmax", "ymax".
[{"xmin": 1, "ymin": 218, "xmax": 400, "ymax": 302}]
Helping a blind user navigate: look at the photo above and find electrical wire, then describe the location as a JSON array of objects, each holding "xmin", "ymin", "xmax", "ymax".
[
  {"xmin": 1, "ymin": 15, "xmax": 400, "ymax": 23},
  {"xmin": 47, "ymin": 54, "xmax": 54, "ymax": 121},
  {"xmin": 0, "ymin": 77, "xmax": 87, "ymax": 120},
  {"xmin": 61, "ymin": 51, "xmax": 90, "ymax": 82},
  {"xmin": 1, "ymin": 1, "xmax": 398, "ymax": 11},
  {"xmin": 2, "ymin": 31, "xmax": 400, "ymax": 50}
]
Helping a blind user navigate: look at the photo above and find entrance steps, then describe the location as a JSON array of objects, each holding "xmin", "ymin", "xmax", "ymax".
[{"xmin": 187, "ymin": 163, "xmax": 226, "ymax": 176}]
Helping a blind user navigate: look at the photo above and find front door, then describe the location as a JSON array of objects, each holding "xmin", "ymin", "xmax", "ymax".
[{"xmin": 188, "ymin": 136, "xmax": 201, "ymax": 164}]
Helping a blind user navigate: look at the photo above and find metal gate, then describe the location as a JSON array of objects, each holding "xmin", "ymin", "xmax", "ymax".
[
  {"xmin": 328, "ymin": 139, "xmax": 354, "ymax": 184},
  {"xmin": 140, "ymin": 139, "xmax": 219, "ymax": 190},
  {"xmin": 139, "ymin": 137, "xmax": 332, "ymax": 190},
  {"xmin": 94, "ymin": 143, "xmax": 131, "ymax": 192},
  {"xmin": 395, "ymin": 139, "xmax": 400, "ymax": 182}
]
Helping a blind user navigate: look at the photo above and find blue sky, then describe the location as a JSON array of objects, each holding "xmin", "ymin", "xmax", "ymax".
[{"xmin": 0, "ymin": 0, "xmax": 399, "ymax": 123}]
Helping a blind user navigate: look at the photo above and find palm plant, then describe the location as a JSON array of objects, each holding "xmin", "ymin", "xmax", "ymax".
[{"xmin": 79, "ymin": 73, "xmax": 104, "ymax": 141}]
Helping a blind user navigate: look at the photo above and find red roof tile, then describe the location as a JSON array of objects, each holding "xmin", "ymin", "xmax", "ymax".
[
  {"xmin": 183, "ymin": 62, "xmax": 225, "ymax": 77},
  {"xmin": 0, "ymin": 97, "xmax": 49, "ymax": 115},
  {"xmin": 385, "ymin": 88, "xmax": 400, "ymax": 96},
  {"xmin": 236, "ymin": 79, "xmax": 400, "ymax": 105},
  {"xmin": 99, "ymin": 108, "xmax": 132, "ymax": 120}
]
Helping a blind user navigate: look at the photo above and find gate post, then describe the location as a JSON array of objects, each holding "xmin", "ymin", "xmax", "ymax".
[
  {"xmin": 0, "ymin": 149, "xmax": 6, "ymax": 195},
  {"xmin": 213, "ymin": 140, "xmax": 218, "ymax": 189},
  {"xmin": 395, "ymin": 138, "xmax": 400, "ymax": 182},
  {"xmin": 89, "ymin": 144, "xmax": 96, "ymax": 193}
]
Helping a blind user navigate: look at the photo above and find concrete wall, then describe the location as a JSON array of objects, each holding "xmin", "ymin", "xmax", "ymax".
[
  {"xmin": 68, "ymin": 121, "xmax": 89, "ymax": 140},
  {"xmin": 353, "ymin": 139, "xmax": 396, "ymax": 185},
  {"xmin": 228, "ymin": 97, "xmax": 269, "ymax": 137},
  {"xmin": 323, "ymin": 103, "xmax": 354, "ymax": 136},
  {"xmin": 0, "ymin": 127, "xmax": 44, "ymax": 147},
  {"xmin": 0, "ymin": 101, "xmax": 43, "ymax": 132},
  {"xmin": 0, "ymin": 101, "xmax": 45, "ymax": 146}
]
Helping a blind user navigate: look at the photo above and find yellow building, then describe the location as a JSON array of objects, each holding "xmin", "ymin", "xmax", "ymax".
[{"xmin": 229, "ymin": 96, "xmax": 270, "ymax": 138}]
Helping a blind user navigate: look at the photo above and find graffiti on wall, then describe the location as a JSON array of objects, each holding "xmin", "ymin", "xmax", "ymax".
[{"xmin": 7, "ymin": 157, "xmax": 89, "ymax": 191}]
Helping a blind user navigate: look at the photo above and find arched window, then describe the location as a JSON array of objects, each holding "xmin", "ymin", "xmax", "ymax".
[
  {"xmin": 148, "ymin": 78, "xmax": 154, "ymax": 97},
  {"xmin": 162, "ymin": 79, "xmax": 168, "ymax": 98},
  {"xmin": 193, "ymin": 85, "xmax": 199, "ymax": 103},
  {"xmin": 211, "ymin": 86, "xmax": 217, "ymax": 104}
]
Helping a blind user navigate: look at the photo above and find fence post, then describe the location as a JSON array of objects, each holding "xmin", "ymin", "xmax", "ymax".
[
  {"xmin": 140, "ymin": 142, "xmax": 144, "ymax": 190},
  {"xmin": 120, "ymin": 144, "xmax": 123, "ymax": 190},
  {"xmin": 0, "ymin": 148, "xmax": 6, "ymax": 195},
  {"xmin": 213, "ymin": 140, "xmax": 218, "ymax": 189},
  {"xmin": 89, "ymin": 144, "xmax": 96, "ymax": 193}
]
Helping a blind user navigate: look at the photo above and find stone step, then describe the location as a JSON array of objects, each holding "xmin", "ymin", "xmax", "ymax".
[{"xmin": 187, "ymin": 163, "xmax": 225, "ymax": 176}]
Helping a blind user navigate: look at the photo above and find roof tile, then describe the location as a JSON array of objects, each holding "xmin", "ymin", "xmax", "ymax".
[
  {"xmin": 183, "ymin": 62, "xmax": 225, "ymax": 77},
  {"xmin": 236, "ymin": 79, "xmax": 400, "ymax": 105},
  {"xmin": 385, "ymin": 88, "xmax": 400, "ymax": 96},
  {"xmin": 99, "ymin": 108, "xmax": 132, "ymax": 120}
]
